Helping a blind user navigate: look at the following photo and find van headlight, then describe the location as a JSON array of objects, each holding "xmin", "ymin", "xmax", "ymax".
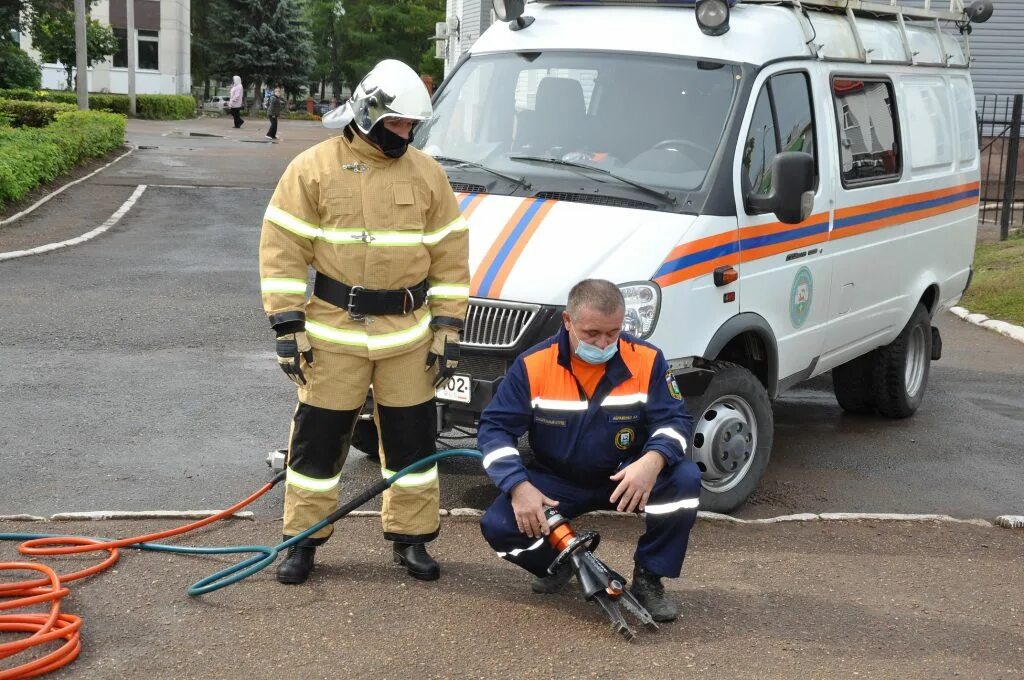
[{"xmin": 619, "ymin": 282, "xmax": 661, "ymax": 340}]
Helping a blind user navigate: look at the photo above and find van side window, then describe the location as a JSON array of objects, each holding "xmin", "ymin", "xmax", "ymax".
[
  {"xmin": 832, "ymin": 79, "xmax": 901, "ymax": 185},
  {"xmin": 742, "ymin": 71, "xmax": 816, "ymax": 206},
  {"xmin": 743, "ymin": 88, "xmax": 779, "ymax": 197}
]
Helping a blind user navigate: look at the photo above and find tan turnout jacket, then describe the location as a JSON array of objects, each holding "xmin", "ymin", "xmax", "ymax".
[{"xmin": 259, "ymin": 131, "xmax": 469, "ymax": 360}]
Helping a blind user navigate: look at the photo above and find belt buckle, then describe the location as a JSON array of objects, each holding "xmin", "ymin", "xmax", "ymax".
[
  {"xmin": 348, "ymin": 285, "xmax": 366, "ymax": 321},
  {"xmin": 401, "ymin": 288, "xmax": 416, "ymax": 315}
]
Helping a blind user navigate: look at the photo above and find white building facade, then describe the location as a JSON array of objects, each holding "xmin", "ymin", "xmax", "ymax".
[{"xmin": 19, "ymin": 0, "xmax": 191, "ymax": 95}]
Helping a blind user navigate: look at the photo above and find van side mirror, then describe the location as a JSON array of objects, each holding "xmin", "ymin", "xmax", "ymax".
[{"xmin": 746, "ymin": 151, "xmax": 815, "ymax": 225}]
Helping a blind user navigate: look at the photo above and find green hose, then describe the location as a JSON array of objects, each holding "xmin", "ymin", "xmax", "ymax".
[{"xmin": 0, "ymin": 448, "xmax": 484, "ymax": 597}]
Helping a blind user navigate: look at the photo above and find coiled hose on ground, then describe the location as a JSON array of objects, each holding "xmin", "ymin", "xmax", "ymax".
[{"xmin": 0, "ymin": 448, "xmax": 484, "ymax": 679}]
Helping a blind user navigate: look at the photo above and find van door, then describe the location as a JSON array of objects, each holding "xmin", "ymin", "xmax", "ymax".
[
  {"xmin": 734, "ymin": 64, "xmax": 834, "ymax": 389},
  {"xmin": 820, "ymin": 75, "xmax": 907, "ymax": 366}
]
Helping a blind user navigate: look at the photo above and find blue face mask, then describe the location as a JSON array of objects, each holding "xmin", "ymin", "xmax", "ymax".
[{"xmin": 570, "ymin": 324, "xmax": 618, "ymax": 365}]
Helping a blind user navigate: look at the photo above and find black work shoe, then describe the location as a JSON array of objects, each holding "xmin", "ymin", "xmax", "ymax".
[
  {"xmin": 531, "ymin": 565, "xmax": 574, "ymax": 594},
  {"xmin": 393, "ymin": 542, "xmax": 441, "ymax": 581},
  {"xmin": 276, "ymin": 535, "xmax": 324, "ymax": 584},
  {"xmin": 629, "ymin": 565, "xmax": 680, "ymax": 622}
]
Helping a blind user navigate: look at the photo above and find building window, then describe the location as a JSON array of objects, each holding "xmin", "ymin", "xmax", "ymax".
[
  {"xmin": 113, "ymin": 27, "xmax": 128, "ymax": 67},
  {"xmin": 832, "ymin": 78, "xmax": 901, "ymax": 186},
  {"xmin": 138, "ymin": 29, "xmax": 158, "ymax": 70}
]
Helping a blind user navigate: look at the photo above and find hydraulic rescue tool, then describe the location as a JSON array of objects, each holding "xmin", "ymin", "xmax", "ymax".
[{"xmin": 543, "ymin": 508, "xmax": 658, "ymax": 641}]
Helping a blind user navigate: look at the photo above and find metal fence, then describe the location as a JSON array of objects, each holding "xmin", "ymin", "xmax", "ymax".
[{"xmin": 977, "ymin": 94, "xmax": 1023, "ymax": 239}]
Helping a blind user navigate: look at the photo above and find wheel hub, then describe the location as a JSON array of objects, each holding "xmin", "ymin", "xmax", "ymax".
[{"xmin": 691, "ymin": 396, "xmax": 757, "ymax": 489}]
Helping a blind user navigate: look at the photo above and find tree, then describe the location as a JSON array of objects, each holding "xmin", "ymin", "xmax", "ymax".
[
  {"xmin": 0, "ymin": 43, "xmax": 42, "ymax": 89},
  {"xmin": 1, "ymin": 0, "xmax": 64, "ymax": 44},
  {"xmin": 27, "ymin": 2, "xmax": 117, "ymax": 90},
  {"xmin": 191, "ymin": 0, "xmax": 216, "ymax": 100},
  {"xmin": 209, "ymin": 0, "xmax": 314, "ymax": 109},
  {"xmin": 335, "ymin": 0, "xmax": 444, "ymax": 93},
  {"xmin": 305, "ymin": 0, "xmax": 345, "ymax": 100}
]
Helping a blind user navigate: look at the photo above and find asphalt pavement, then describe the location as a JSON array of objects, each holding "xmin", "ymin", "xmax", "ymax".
[
  {"xmin": 1, "ymin": 117, "xmax": 1022, "ymax": 521},
  {"xmin": 0, "ymin": 516, "xmax": 1021, "ymax": 679}
]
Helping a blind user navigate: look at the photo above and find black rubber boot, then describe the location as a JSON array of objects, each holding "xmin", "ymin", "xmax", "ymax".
[
  {"xmin": 393, "ymin": 542, "xmax": 441, "ymax": 581},
  {"xmin": 629, "ymin": 564, "xmax": 680, "ymax": 622},
  {"xmin": 276, "ymin": 536, "xmax": 326, "ymax": 585},
  {"xmin": 531, "ymin": 565, "xmax": 574, "ymax": 594}
]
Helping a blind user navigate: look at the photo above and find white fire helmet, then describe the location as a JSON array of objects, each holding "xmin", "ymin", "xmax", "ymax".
[{"xmin": 322, "ymin": 59, "xmax": 433, "ymax": 131}]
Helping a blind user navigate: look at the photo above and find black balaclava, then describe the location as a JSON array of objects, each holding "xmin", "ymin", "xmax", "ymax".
[{"xmin": 367, "ymin": 120, "xmax": 413, "ymax": 158}]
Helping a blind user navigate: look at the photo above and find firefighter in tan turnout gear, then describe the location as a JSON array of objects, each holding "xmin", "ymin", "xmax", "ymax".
[{"xmin": 259, "ymin": 59, "xmax": 469, "ymax": 584}]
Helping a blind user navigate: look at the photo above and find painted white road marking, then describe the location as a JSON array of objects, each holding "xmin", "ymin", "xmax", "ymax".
[{"xmin": 0, "ymin": 184, "xmax": 147, "ymax": 261}]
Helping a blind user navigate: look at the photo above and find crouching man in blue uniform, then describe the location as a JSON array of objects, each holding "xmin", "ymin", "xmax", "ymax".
[{"xmin": 478, "ymin": 279, "xmax": 701, "ymax": 622}]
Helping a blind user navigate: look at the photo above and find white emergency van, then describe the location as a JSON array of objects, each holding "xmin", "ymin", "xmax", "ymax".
[{"xmin": 410, "ymin": 0, "xmax": 991, "ymax": 511}]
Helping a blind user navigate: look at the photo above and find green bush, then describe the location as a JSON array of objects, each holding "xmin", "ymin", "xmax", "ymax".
[
  {"xmin": 0, "ymin": 112, "xmax": 14, "ymax": 128},
  {"xmin": 0, "ymin": 45, "xmax": 42, "ymax": 90},
  {"xmin": 136, "ymin": 94, "xmax": 195, "ymax": 119},
  {"xmin": 0, "ymin": 89, "xmax": 196, "ymax": 119},
  {"xmin": 0, "ymin": 98, "xmax": 77, "ymax": 127},
  {"xmin": 0, "ymin": 110, "xmax": 126, "ymax": 209}
]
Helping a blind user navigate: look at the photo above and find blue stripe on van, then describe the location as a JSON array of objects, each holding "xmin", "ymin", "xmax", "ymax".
[
  {"xmin": 476, "ymin": 199, "xmax": 547, "ymax": 298},
  {"xmin": 835, "ymin": 187, "xmax": 980, "ymax": 230},
  {"xmin": 653, "ymin": 240, "xmax": 739, "ymax": 279}
]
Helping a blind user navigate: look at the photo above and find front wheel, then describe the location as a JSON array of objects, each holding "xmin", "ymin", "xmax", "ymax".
[{"xmin": 685, "ymin": 361, "xmax": 774, "ymax": 513}]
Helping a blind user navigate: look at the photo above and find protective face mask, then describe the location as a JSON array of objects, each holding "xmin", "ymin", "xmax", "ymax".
[
  {"xmin": 570, "ymin": 324, "xmax": 618, "ymax": 365},
  {"xmin": 367, "ymin": 122, "xmax": 413, "ymax": 158}
]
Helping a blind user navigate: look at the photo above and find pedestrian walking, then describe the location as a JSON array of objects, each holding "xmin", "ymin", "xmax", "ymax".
[
  {"xmin": 266, "ymin": 87, "xmax": 285, "ymax": 141},
  {"xmin": 229, "ymin": 75, "xmax": 244, "ymax": 129}
]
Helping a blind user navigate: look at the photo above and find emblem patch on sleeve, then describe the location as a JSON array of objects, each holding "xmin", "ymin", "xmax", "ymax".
[
  {"xmin": 614, "ymin": 427, "xmax": 635, "ymax": 450},
  {"xmin": 666, "ymin": 370, "xmax": 682, "ymax": 400}
]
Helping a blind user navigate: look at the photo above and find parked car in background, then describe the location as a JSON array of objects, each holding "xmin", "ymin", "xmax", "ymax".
[{"xmin": 202, "ymin": 96, "xmax": 231, "ymax": 113}]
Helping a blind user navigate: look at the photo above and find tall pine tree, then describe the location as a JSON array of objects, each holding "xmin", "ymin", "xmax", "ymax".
[{"xmin": 210, "ymin": 0, "xmax": 314, "ymax": 107}]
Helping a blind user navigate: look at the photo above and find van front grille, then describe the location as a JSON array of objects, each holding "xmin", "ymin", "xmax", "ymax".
[{"xmin": 463, "ymin": 298, "xmax": 540, "ymax": 349}]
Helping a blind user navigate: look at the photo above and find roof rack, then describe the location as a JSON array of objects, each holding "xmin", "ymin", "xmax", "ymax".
[
  {"xmin": 745, "ymin": 0, "xmax": 969, "ymax": 65},
  {"xmin": 745, "ymin": 0, "xmax": 966, "ymax": 22}
]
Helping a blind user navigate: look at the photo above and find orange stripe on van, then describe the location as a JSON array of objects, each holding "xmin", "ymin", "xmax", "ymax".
[
  {"xmin": 470, "ymin": 198, "xmax": 532, "ymax": 296},
  {"xmin": 489, "ymin": 199, "xmax": 556, "ymax": 298}
]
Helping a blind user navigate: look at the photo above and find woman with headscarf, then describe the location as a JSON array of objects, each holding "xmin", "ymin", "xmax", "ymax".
[{"xmin": 229, "ymin": 75, "xmax": 244, "ymax": 129}]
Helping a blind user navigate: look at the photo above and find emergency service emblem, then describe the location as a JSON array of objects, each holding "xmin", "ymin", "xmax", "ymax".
[
  {"xmin": 614, "ymin": 427, "xmax": 635, "ymax": 450},
  {"xmin": 789, "ymin": 266, "xmax": 813, "ymax": 329},
  {"xmin": 666, "ymin": 370, "xmax": 682, "ymax": 400}
]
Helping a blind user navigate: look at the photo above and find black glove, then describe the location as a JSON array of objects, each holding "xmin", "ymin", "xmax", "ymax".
[
  {"xmin": 426, "ymin": 331, "xmax": 460, "ymax": 389},
  {"xmin": 276, "ymin": 330, "xmax": 314, "ymax": 386}
]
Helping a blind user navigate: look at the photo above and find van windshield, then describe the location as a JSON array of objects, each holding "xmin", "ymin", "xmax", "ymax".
[{"xmin": 415, "ymin": 51, "xmax": 740, "ymax": 203}]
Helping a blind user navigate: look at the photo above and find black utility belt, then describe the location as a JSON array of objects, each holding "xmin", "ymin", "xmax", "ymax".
[{"xmin": 313, "ymin": 271, "xmax": 428, "ymax": 317}]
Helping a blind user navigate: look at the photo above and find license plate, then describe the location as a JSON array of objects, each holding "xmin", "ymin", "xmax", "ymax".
[{"xmin": 435, "ymin": 374, "xmax": 472, "ymax": 404}]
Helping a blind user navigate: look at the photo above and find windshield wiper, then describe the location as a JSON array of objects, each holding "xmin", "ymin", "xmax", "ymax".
[
  {"xmin": 508, "ymin": 155, "xmax": 676, "ymax": 205},
  {"xmin": 432, "ymin": 155, "xmax": 531, "ymax": 190}
]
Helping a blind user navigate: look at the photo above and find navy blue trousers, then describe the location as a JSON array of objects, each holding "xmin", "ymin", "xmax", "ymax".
[{"xmin": 480, "ymin": 460, "xmax": 701, "ymax": 579}]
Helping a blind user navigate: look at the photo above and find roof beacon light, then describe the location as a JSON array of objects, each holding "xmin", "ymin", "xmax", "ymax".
[
  {"xmin": 695, "ymin": 0, "xmax": 730, "ymax": 36},
  {"xmin": 492, "ymin": 0, "xmax": 534, "ymax": 30},
  {"xmin": 966, "ymin": 0, "xmax": 994, "ymax": 23}
]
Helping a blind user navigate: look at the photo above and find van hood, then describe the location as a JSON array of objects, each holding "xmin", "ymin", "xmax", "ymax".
[{"xmin": 463, "ymin": 194, "xmax": 696, "ymax": 305}]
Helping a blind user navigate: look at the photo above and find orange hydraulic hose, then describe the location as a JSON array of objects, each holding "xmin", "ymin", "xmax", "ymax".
[{"xmin": 0, "ymin": 479, "xmax": 276, "ymax": 679}]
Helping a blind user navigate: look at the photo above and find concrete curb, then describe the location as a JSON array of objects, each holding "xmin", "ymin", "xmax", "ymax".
[
  {"xmin": 996, "ymin": 515, "xmax": 1024, "ymax": 529},
  {"xmin": 0, "ymin": 184, "xmax": 147, "ymax": 261},
  {"xmin": 0, "ymin": 145, "xmax": 134, "ymax": 228},
  {"xmin": 4, "ymin": 510, "xmax": 1017, "ymax": 529},
  {"xmin": 46, "ymin": 511, "xmax": 254, "ymax": 521},
  {"xmin": 950, "ymin": 306, "xmax": 1024, "ymax": 345}
]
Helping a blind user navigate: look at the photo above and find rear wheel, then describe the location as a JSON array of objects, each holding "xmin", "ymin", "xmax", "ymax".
[
  {"xmin": 686, "ymin": 361, "xmax": 773, "ymax": 513},
  {"xmin": 829, "ymin": 304, "xmax": 932, "ymax": 419},
  {"xmin": 832, "ymin": 351, "xmax": 877, "ymax": 413},
  {"xmin": 871, "ymin": 304, "xmax": 932, "ymax": 419}
]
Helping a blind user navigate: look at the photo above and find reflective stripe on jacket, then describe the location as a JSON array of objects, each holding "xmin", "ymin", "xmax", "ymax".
[
  {"xmin": 258, "ymin": 131, "xmax": 469, "ymax": 359},
  {"xmin": 478, "ymin": 327, "xmax": 694, "ymax": 493}
]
